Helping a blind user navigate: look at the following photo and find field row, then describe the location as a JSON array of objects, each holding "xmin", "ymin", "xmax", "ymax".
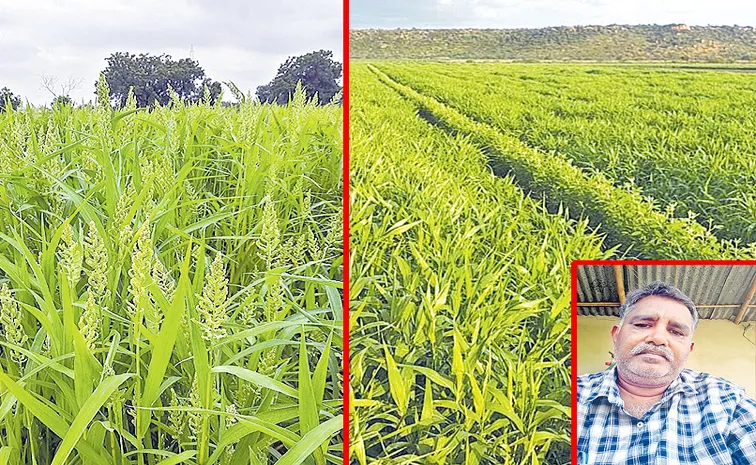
[
  {"xmin": 372, "ymin": 62, "xmax": 756, "ymax": 246},
  {"xmin": 365, "ymin": 64, "xmax": 750, "ymax": 260}
]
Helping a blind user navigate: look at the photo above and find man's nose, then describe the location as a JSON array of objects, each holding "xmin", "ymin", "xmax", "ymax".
[{"xmin": 645, "ymin": 325, "xmax": 669, "ymax": 346}]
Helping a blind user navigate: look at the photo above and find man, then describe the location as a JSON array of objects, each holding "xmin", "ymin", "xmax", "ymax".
[{"xmin": 577, "ymin": 281, "xmax": 756, "ymax": 465}]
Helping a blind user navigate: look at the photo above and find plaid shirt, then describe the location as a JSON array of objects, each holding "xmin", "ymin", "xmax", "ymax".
[{"xmin": 577, "ymin": 367, "xmax": 756, "ymax": 465}]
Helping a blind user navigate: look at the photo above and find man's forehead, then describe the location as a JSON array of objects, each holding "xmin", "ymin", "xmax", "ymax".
[{"xmin": 625, "ymin": 295, "xmax": 693, "ymax": 323}]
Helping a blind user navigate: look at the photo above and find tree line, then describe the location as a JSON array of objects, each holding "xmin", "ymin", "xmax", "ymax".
[{"xmin": 1, "ymin": 49, "xmax": 342, "ymax": 111}]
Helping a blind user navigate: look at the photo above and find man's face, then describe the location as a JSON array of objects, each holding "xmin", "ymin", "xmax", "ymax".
[{"xmin": 611, "ymin": 295, "xmax": 695, "ymax": 388}]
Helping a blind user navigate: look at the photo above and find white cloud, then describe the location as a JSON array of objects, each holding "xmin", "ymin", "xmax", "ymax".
[{"xmin": 0, "ymin": 0, "xmax": 342, "ymax": 105}]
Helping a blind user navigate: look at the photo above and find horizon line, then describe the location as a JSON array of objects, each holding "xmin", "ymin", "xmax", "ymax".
[{"xmin": 350, "ymin": 23, "xmax": 756, "ymax": 31}]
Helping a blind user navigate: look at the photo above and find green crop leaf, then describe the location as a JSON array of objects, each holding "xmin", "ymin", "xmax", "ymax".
[
  {"xmin": 138, "ymin": 256, "xmax": 189, "ymax": 439},
  {"xmin": 299, "ymin": 331, "xmax": 324, "ymax": 465},
  {"xmin": 0, "ymin": 370, "xmax": 110, "ymax": 463},
  {"xmin": 383, "ymin": 345, "xmax": 409, "ymax": 417},
  {"xmin": 51, "ymin": 373, "xmax": 133, "ymax": 465},
  {"xmin": 277, "ymin": 415, "xmax": 343, "ymax": 465},
  {"xmin": 211, "ymin": 365, "xmax": 298, "ymax": 398},
  {"xmin": 154, "ymin": 451, "xmax": 197, "ymax": 465}
]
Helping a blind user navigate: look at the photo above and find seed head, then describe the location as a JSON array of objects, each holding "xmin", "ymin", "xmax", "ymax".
[
  {"xmin": 188, "ymin": 375, "xmax": 202, "ymax": 440},
  {"xmin": 152, "ymin": 259, "xmax": 175, "ymax": 301},
  {"xmin": 238, "ymin": 289, "xmax": 261, "ymax": 327},
  {"xmin": 42, "ymin": 120, "xmax": 61, "ymax": 157},
  {"xmin": 324, "ymin": 211, "xmax": 343, "ymax": 260},
  {"xmin": 96, "ymin": 73, "xmax": 111, "ymax": 112},
  {"xmin": 167, "ymin": 388, "xmax": 185, "ymax": 436},
  {"xmin": 168, "ymin": 85, "xmax": 182, "ymax": 108},
  {"xmin": 264, "ymin": 277, "xmax": 284, "ymax": 322},
  {"xmin": 267, "ymin": 160, "xmax": 280, "ymax": 192},
  {"xmin": 238, "ymin": 381, "xmax": 257, "ymax": 409},
  {"xmin": 281, "ymin": 236, "xmax": 304, "ymax": 268},
  {"xmin": 259, "ymin": 348, "xmax": 277, "ymax": 376},
  {"xmin": 203, "ymin": 84, "xmax": 211, "ymax": 107},
  {"xmin": 112, "ymin": 184, "xmax": 135, "ymax": 259},
  {"xmin": 0, "ymin": 283, "xmax": 28, "ymax": 365},
  {"xmin": 167, "ymin": 118, "xmax": 182, "ymax": 158},
  {"xmin": 85, "ymin": 221, "xmax": 109, "ymax": 303},
  {"xmin": 259, "ymin": 196, "xmax": 280, "ymax": 268},
  {"xmin": 225, "ymin": 403, "xmax": 238, "ymax": 428},
  {"xmin": 79, "ymin": 292, "xmax": 101, "ymax": 351},
  {"xmin": 292, "ymin": 81, "xmax": 306, "ymax": 109},
  {"xmin": 196, "ymin": 254, "xmax": 229, "ymax": 342},
  {"xmin": 125, "ymin": 86, "xmax": 137, "ymax": 112},
  {"xmin": 129, "ymin": 223, "xmax": 154, "ymax": 317},
  {"xmin": 103, "ymin": 364, "xmax": 122, "ymax": 409},
  {"xmin": 140, "ymin": 159, "xmax": 157, "ymax": 204},
  {"xmin": 305, "ymin": 226, "xmax": 319, "ymax": 262},
  {"xmin": 60, "ymin": 224, "xmax": 83, "ymax": 286},
  {"xmin": 301, "ymin": 189, "xmax": 312, "ymax": 221},
  {"xmin": 118, "ymin": 223, "xmax": 133, "ymax": 263}
]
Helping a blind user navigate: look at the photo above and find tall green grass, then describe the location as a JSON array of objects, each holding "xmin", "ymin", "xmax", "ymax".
[
  {"xmin": 0, "ymin": 81, "xmax": 342, "ymax": 464},
  {"xmin": 350, "ymin": 64, "xmax": 610, "ymax": 464}
]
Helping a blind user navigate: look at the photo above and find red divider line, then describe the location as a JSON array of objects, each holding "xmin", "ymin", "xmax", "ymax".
[
  {"xmin": 571, "ymin": 261, "xmax": 578, "ymax": 465},
  {"xmin": 342, "ymin": 1, "xmax": 350, "ymax": 463}
]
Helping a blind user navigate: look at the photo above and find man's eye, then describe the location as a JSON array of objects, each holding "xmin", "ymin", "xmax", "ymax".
[{"xmin": 634, "ymin": 324, "xmax": 649, "ymax": 328}]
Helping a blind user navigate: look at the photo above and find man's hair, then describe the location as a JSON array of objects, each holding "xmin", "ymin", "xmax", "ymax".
[{"xmin": 619, "ymin": 281, "xmax": 699, "ymax": 330}]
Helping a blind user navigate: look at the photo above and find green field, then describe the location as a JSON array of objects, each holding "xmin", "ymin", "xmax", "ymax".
[
  {"xmin": 349, "ymin": 62, "xmax": 756, "ymax": 464},
  {"xmin": 0, "ymin": 84, "xmax": 342, "ymax": 464}
]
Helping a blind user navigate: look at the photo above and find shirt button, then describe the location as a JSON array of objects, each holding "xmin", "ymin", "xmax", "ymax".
[{"xmin": 637, "ymin": 422, "xmax": 644, "ymax": 428}]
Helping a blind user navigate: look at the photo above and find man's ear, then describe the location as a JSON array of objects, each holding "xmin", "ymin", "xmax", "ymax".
[
  {"xmin": 611, "ymin": 325, "xmax": 620, "ymax": 345},
  {"xmin": 689, "ymin": 341, "xmax": 694, "ymax": 352}
]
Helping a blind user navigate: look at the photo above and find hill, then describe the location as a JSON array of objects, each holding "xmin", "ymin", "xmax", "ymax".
[{"xmin": 350, "ymin": 24, "xmax": 756, "ymax": 61}]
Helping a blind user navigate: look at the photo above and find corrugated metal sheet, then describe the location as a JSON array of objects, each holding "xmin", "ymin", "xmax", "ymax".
[{"xmin": 576, "ymin": 264, "xmax": 756, "ymax": 323}]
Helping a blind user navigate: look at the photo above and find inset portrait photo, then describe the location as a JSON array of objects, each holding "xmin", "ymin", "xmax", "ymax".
[{"xmin": 573, "ymin": 261, "xmax": 756, "ymax": 465}]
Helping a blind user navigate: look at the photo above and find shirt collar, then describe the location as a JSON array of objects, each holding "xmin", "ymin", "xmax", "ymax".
[{"xmin": 585, "ymin": 366, "xmax": 697, "ymax": 407}]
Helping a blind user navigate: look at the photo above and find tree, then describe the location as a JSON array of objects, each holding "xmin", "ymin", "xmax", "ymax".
[
  {"xmin": 99, "ymin": 53, "xmax": 222, "ymax": 108},
  {"xmin": 256, "ymin": 50, "xmax": 342, "ymax": 105},
  {"xmin": 52, "ymin": 95, "xmax": 73, "ymax": 108},
  {"xmin": 0, "ymin": 87, "xmax": 21, "ymax": 112},
  {"xmin": 40, "ymin": 74, "xmax": 81, "ymax": 106}
]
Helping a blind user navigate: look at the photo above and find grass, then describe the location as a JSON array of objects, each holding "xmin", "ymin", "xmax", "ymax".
[{"xmin": 0, "ymin": 81, "xmax": 343, "ymax": 464}]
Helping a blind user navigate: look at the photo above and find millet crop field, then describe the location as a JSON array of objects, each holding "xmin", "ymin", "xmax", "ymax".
[
  {"xmin": 0, "ymin": 79, "xmax": 343, "ymax": 465},
  {"xmin": 349, "ymin": 62, "xmax": 756, "ymax": 464}
]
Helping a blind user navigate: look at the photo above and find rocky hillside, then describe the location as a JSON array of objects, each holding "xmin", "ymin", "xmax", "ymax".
[{"xmin": 350, "ymin": 25, "xmax": 756, "ymax": 61}]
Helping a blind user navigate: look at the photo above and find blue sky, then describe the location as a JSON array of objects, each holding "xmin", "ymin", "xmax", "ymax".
[
  {"xmin": 0, "ymin": 0, "xmax": 342, "ymax": 105},
  {"xmin": 351, "ymin": 0, "xmax": 756, "ymax": 29}
]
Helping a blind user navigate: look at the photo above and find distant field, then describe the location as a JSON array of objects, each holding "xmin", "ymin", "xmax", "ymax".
[{"xmin": 349, "ymin": 62, "xmax": 755, "ymax": 464}]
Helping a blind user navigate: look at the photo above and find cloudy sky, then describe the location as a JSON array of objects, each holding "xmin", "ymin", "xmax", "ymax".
[
  {"xmin": 352, "ymin": 0, "xmax": 756, "ymax": 29},
  {"xmin": 0, "ymin": 0, "xmax": 342, "ymax": 106}
]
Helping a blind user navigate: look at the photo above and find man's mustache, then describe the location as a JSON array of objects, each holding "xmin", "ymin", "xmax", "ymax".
[{"xmin": 630, "ymin": 343, "xmax": 674, "ymax": 361}]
